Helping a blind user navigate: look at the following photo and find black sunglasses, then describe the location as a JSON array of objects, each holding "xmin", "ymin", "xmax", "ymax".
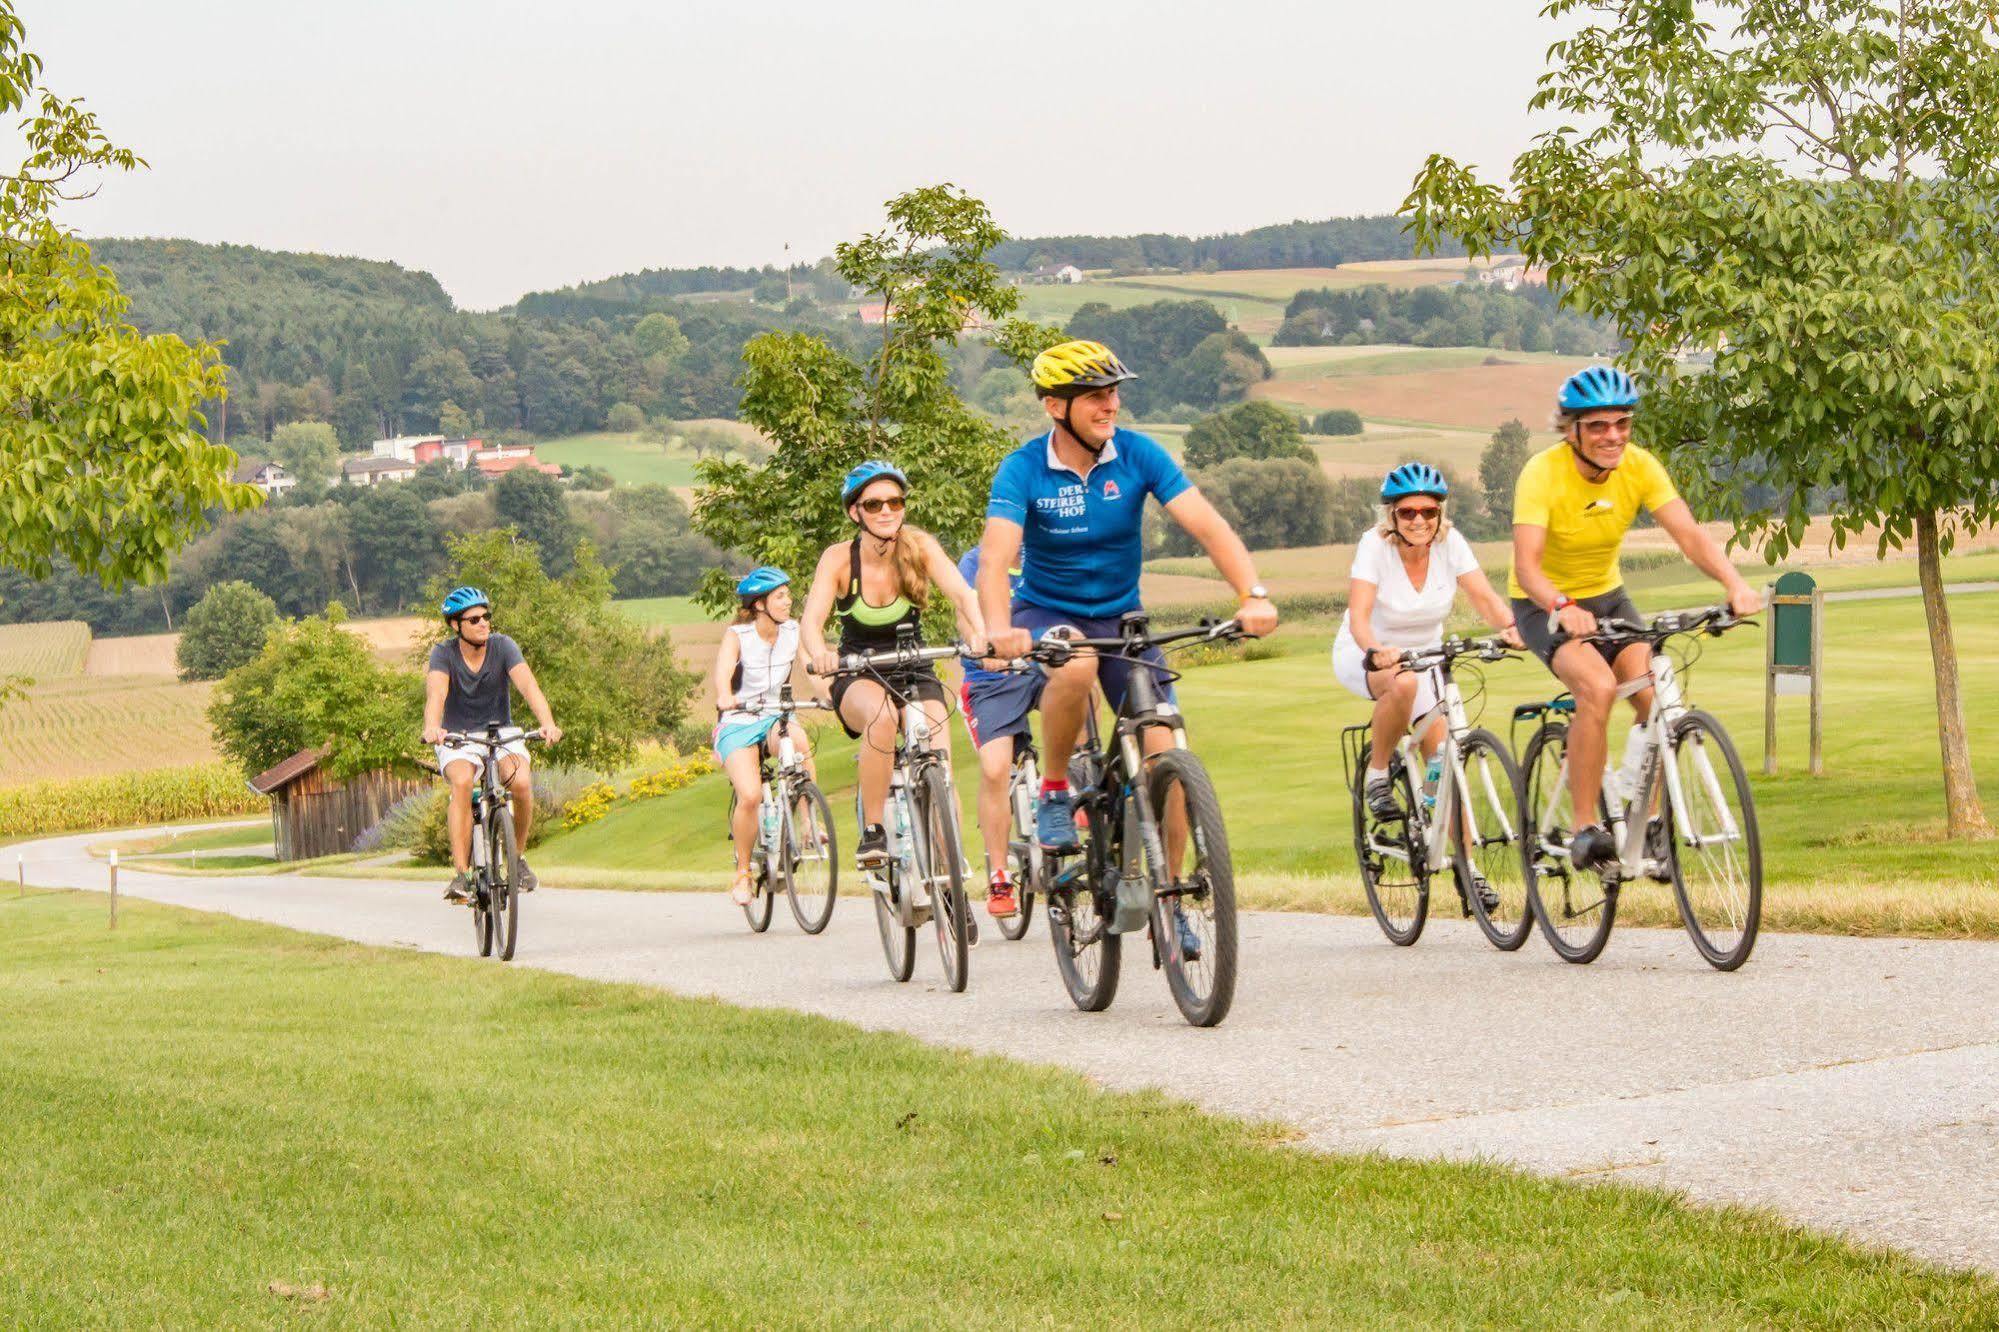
[
  {"xmin": 459, "ymin": 612, "xmax": 491, "ymax": 625},
  {"xmin": 859, "ymin": 495, "xmax": 906, "ymax": 514}
]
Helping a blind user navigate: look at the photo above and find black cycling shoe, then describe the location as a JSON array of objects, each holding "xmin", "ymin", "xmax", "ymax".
[
  {"xmin": 855, "ymin": 824, "xmax": 888, "ymax": 868},
  {"xmin": 1364, "ymin": 774, "xmax": 1403, "ymax": 823},
  {"xmin": 1645, "ymin": 817, "xmax": 1672, "ymax": 883},
  {"xmin": 517, "ymin": 861, "xmax": 538, "ymax": 893},
  {"xmin": 1569, "ymin": 823, "xmax": 1618, "ymax": 873},
  {"xmin": 443, "ymin": 871, "xmax": 472, "ymax": 904}
]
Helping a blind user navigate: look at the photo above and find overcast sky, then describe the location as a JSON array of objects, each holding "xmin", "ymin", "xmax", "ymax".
[{"xmin": 26, "ymin": 1, "xmax": 1568, "ymax": 310}]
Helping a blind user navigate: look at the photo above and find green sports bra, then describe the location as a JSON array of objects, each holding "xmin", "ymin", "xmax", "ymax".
[{"xmin": 834, "ymin": 537, "xmax": 921, "ymax": 652}]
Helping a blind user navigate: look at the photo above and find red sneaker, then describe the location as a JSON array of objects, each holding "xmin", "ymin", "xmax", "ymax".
[{"xmin": 986, "ymin": 877, "xmax": 1019, "ymax": 919}]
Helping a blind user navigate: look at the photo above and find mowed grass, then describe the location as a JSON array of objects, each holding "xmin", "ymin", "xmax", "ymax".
[
  {"xmin": 0, "ymin": 620, "xmax": 91, "ymax": 678},
  {"xmin": 614, "ymin": 594, "xmax": 709, "ymax": 627},
  {"xmin": 534, "ymin": 431, "xmax": 697, "ymax": 488},
  {"xmin": 0, "ymin": 674, "xmax": 219, "ymax": 785},
  {"xmin": 1253, "ymin": 358, "xmax": 1594, "ymax": 431},
  {"xmin": 2, "ymin": 891, "xmax": 1991, "ymax": 1327}
]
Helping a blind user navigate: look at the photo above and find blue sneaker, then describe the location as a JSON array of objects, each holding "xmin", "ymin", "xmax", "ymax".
[
  {"xmin": 1036, "ymin": 790, "xmax": 1079, "ymax": 851},
  {"xmin": 1173, "ymin": 904, "xmax": 1203, "ymax": 961}
]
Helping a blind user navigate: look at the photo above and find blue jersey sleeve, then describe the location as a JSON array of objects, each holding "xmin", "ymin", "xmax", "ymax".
[
  {"xmin": 956, "ymin": 547, "xmax": 980, "ymax": 584},
  {"xmin": 1131, "ymin": 432, "xmax": 1192, "ymax": 504},
  {"xmin": 986, "ymin": 450, "xmax": 1029, "ymax": 523}
]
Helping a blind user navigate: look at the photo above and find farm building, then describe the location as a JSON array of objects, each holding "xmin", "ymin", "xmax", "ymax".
[
  {"xmin": 340, "ymin": 456, "xmax": 419, "ymax": 487},
  {"xmin": 248, "ymin": 747, "xmax": 427, "ymax": 862}
]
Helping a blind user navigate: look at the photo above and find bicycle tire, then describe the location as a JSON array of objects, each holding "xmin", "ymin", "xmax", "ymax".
[
  {"xmin": 920, "ymin": 766, "xmax": 971, "ymax": 993},
  {"xmin": 781, "ymin": 781, "xmax": 838, "ymax": 935},
  {"xmin": 1519, "ymin": 721, "xmax": 1616, "ymax": 964},
  {"xmin": 494, "ymin": 807, "xmax": 522, "ymax": 962},
  {"xmin": 1049, "ymin": 786, "xmax": 1121, "ymax": 1011},
  {"xmin": 1454, "ymin": 729, "xmax": 1534, "ymax": 951},
  {"xmin": 1351, "ymin": 742, "xmax": 1428, "ymax": 945},
  {"xmin": 472, "ymin": 862, "xmax": 494, "ymax": 958},
  {"xmin": 1146, "ymin": 750, "xmax": 1237, "ymax": 1028},
  {"xmin": 998, "ymin": 761, "xmax": 1039, "ymax": 942},
  {"xmin": 742, "ymin": 859, "xmax": 774, "ymax": 933},
  {"xmin": 1665, "ymin": 710, "xmax": 1762, "ymax": 971},
  {"xmin": 874, "ymin": 791, "xmax": 917, "ymax": 982}
]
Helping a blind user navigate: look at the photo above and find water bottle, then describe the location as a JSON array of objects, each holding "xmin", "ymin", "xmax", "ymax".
[
  {"xmin": 758, "ymin": 784, "xmax": 779, "ymax": 849},
  {"xmin": 1613, "ymin": 724, "xmax": 1648, "ymax": 809},
  {"xmin": 892, "ymin": 793, "xmax": 915, "ymax": 879},
  {"xmin": 1422, "ymin": 755, "xmax": 1442, "ymax": 812}
]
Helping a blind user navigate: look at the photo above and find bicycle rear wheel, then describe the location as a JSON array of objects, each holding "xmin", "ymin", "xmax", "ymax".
[
  {"xmin": 1351, "ymin": 744, "xmax": 1428, "ymax": 945},
  {"xmin": 781, "ymin": 781, "xmax": 838, "ymax": 934},
  {"xmin": 1049, "ymin": 790, "xmax": 1121, "ymax": 1011},
  {"xmin": 1147, "ymin": 750, "xmax": 1237, "ymax": 1028},
  {"xmin": 1519, "ymin": 722, "xmax": 1615, "ymax": 964},
  {"xmin": 1665, "ymin": 710, "xmax": 1762, "ymax": 971},
  {"xmin": 998, "ymin": 760, "xmax": 1040, "ymax": 942},
  {"xmin": 920, "ymin": 767, "xmax": 970, "ymax": 993},
  {"xmin": 1454, "ymin": 729, "xmax": 1533, "ymax": 951},
  {"xmin": 472, "ymin": 874, "xmax": 494, "ymax": 957},
  {"xmin": 493, "ymin": 809, "xmax": 522, "ymax": 962}
]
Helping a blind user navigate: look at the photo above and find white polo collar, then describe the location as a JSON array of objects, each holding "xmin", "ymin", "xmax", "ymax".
[{"xmin": 1042, "ymin": 429, "xmax": 1118, "ymax": 480}]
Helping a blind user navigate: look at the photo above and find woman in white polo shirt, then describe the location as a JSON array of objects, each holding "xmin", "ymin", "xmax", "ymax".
[{"xmin": 1332, "ymin": 463, "xmax": 1519, "ymax": 823}]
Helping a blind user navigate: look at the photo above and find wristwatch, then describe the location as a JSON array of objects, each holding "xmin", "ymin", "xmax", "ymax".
[
  {"xmin": 1241, "ymin": 584, "xmax": 1270, "ymax": 602},
  {"xmin": 1549, "ymin": 594, "xmax": 1575, "ymax": 613}
]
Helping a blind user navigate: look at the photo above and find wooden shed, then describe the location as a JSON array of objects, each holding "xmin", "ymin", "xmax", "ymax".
[{"xmin": 248, "ymin": 748, "xmax": 428, "ymax": 862}]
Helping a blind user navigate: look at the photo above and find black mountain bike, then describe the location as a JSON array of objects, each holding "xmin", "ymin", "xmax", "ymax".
[
  {"xmin": 440, "ymin": 725, "xmax": 542, "ymax": 962},
  {"xmin": 1030, "ymin": 614, "xmax": 1244, "ymax": 1028}
]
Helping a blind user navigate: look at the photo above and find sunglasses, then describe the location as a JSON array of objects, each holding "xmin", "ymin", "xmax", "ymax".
[
  {"xmin": 1394, "ymin": 505, "xmax": 1442, "ymax": 522},
  {"xmin": 1579, "ymin": 415, "xmax": 1634, "ymax": 437},
  {"xmin": 858, "ymin": 495, "xmax": 906, "ymax": 515},
  {"xmin": 459, "ymin": 612, "xmax": 491, "ymax": 626}
]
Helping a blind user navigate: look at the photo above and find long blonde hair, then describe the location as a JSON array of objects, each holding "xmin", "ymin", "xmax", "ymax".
[{"xmin": 851, "ymin": 524, "xmax": 933, "ymax": 611}]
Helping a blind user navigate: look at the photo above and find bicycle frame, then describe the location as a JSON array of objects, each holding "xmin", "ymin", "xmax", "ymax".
[{"xmin": 1358, "ymin": 656, "xmax": 1514, "ymax": 877}]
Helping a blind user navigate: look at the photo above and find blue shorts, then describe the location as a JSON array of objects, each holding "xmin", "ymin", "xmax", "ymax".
[
  {"xmin": 959, "ymin": 671, "xmax": 1041, "ymax": 750},
  {"xmin": 1011, "ymin": 603, "xmax": 1178, "ymax": 713},
  {"xmin": 712, "ymin": 715, "xmax": 778, "ymax": 763}
]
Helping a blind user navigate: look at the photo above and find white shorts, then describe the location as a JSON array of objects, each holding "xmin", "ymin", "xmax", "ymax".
[
  {"xmin": 1332, "ymin": 631, "xmax": 1441, "ymax": 719},
  {"xmin": 435, "ymin": 731, "xmax": 530, "ymax": 778}
]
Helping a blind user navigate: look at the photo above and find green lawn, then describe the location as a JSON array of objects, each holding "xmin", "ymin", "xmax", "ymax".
[
  {"xmin": 614, "ymin": 595, "xmax": 709, "ymax": 627},
  {"xmin": 535, "ymin": 431, "xmax": 698, "ymax": 488},
  {"xmin": 3, "ymin": 891, "xmax": 1991, "ymax": 1326},
  {"xmin": 1012, "ymin": 279, "xmax": 1288, "ymax": 334}
]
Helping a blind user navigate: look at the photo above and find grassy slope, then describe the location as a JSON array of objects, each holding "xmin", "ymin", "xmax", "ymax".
[
  {"xmin": 534, "ymin": 431, "xmax": 697, "ymax": 488},
  {"xmin": 614, "ymin": 595, "xmax": 708, "ymax": 627},
  {"xmin": 3, "ymin": 891, "xmax": 1991, "ymax": 1327}
]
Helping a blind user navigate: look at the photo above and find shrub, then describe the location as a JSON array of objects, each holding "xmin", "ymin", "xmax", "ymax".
[
  {"xmin": 177, "ymin": 581, "xmax": 282, "ymax": 682},
  {"xmin": 606, "ymin": 401, "xmax": 645, "ymax": 433},
  {"xmin": 1184, "ymin": 401, "xmax": 1313, "ymax": 469},
  {"xmin": 1312, "ymin": 408, "xmax": 1364, "ymax": 436}
]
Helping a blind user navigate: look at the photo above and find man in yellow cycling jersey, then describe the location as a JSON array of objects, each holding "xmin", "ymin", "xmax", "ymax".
[{"xmin": 1510, "ymin": 367, "xmax": 1761, "ymax": 871}]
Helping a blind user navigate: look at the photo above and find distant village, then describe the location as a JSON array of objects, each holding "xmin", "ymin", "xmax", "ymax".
[{"xmin": 231, "ymin": 436, "xmax": 561, "ymax": 497}]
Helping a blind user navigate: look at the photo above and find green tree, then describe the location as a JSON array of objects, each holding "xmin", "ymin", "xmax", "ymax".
[
  {"xmin": 347, "ymin": 484, "xmax": 444, "ymax": 611},
  {"xmin": 175, "ymin": 580, "xmax": 280, "ymax": 682},
  {"xmin": 493, "ymin": 468, "xmax": 581, "ymax": 576},
  {"xmin": 606, "ymin": 401, "xmax": 645, "ymax": 433},
  {"xmin": 1312, "ymin": 408, "xmax": 1364, "ymax": 436},
  {"xmin": 208, "ymin": 603, "xmax": 422, "ymax": 781},
  {"xmin": 421, "ymin": 530, "xmax": 697, "ymax": 771},
  {"xmin": 566, "ymin": 464, "xmax": 616, "ymax": 491},
  {"xmin": 1326, "ymin": 476, "xmax": 1380, "ymax": 545},
  {"xmin": 1405, "ymin": 0, "xmax": 1999, "ymax": 835},
  {"xmin": 693, "ymin": 184, "xmax": 1062, "ymax": 618},
  {"xmin": 1479, "ymin": 418, "xmax": 1533, "ymax": 531},
  {"xmin": 1184, "ymin": 401, "xmax": 1314, "ymax": 470},
  {"xmin": 752, "ymin": 273, "xmax": 789, "ymax": 306},
  {"xmin": 437, "ymin": 399, "xmax": 474, "ymax": 437},
  {"xmin": 1172, "ymin": 457, "xmax": 1331, "ymax": 554},
  {"xmin": 267, "ymin": 421, "xmax": 340, "ymax": 487},
  {"xmin": 0, "ymin": 4, "xmax": 257, "ymax": 594},
  {"xmin": 631, "ymin": 312, "xmax": 691, "ymax": 361}
]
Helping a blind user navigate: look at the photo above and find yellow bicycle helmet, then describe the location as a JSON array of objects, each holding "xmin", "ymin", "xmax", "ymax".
[{"xmin": 1030, "ymin": 340, "xmax": 1137, "ymax": 397}]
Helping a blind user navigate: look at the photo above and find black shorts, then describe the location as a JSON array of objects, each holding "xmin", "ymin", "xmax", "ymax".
[
  {"xmin": 829, "ymin": 664, "xmax": 951, "ymax": 739},
  {"xmin": 1511, "ymin": 587, "xmax": 1645, "ymax": 670}
]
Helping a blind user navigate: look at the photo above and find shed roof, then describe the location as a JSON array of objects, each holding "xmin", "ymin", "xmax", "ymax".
[{"xmin": 247, "ymin": 746, "xmax": 326, "ymax": 794}]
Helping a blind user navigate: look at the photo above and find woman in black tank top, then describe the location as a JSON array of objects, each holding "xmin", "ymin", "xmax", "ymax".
[{"xmin": 799, "ymin": 463, "xmax": 989, "ymax": 866}]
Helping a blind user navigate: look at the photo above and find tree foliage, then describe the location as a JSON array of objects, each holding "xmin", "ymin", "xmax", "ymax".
[
  {"xmin": 987, "ymin": 214, "xmax": 1465, "ymax": 273},
  {"xmin": 1275, "ymin": 282, "xmax": 1612, "ymax": 353},
  {"xmin": 1164, "ymin": 457, "xmax": 1331, "ymax": 555},
  {"xmin": 420, "ymin": 530, "xmax": 698, "ymax": 771},
  {"xmin": 1312, "ymin": 408, "xmax": 1364, "ymax": 436},
  {"xmin": 0, "ymin": 4, "xmax": 258, "ymax": 592},
  {"xmin": 267, "ymin": 421, "xmax": 339, "ymax": 486},
  {"xmin": 693, "ymin": 185, "xmax": 1063, "ymax": 619},
  {"xmin": 1184, "ymin": 401, "xmax": 1314, "ymax": 470},
  {"xmin": 1404, "ymin": 0, "xmax": 1999, "ymax": 832},
  {"xmin": 1063, "ymin": 300, "xmax": 1271, "ymax": 415},
  {"xmin": 175, "ymin": 580, "xmax": 280, "ymax": 682},
  {"xmin": 1479, "ymin": 418, "xmax": 1534, "ymax": 530}
]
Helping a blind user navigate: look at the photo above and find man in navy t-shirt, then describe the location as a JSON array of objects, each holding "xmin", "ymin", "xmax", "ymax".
[{"xmin": 978, "ymin": 339, "xmax": 1278, "ymax": 858}]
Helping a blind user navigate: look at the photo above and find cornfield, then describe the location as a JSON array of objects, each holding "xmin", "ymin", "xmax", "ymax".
[
  {"xmin": 0, "ymin": 762, "xmax": 265, "ymax": 838},
  {"xmin": 0, "ymin": 675, "xmax": 220, "ymax": 784},
  {"xmin": 0, "ymin": 621, "xmax": 91, "ymax": 680}
]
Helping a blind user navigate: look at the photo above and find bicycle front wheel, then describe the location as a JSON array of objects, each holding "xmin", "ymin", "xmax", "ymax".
[
  {"xmin": 1147, "ymin": 750, "xmax": 1237, "ymax": 1028},
  {"xmin": 1352, "ymin": 744, "xmax": 1428, "ymax": 946},
  {"xmin": 472, "ymin": 873, "xmax": 494, "ymax": 957},
  {"xmin": 920, "ymin": 767, "xmax": 971, "ymax": 994},
  {"xmin": 781, "ymin": 781, "xmax": 838, "ymax": 934},
  {"xmin": 1454, "ymin": 729, "xmax": 1533, "ymax": 951},
  {"xmin": 494, "ymin": 809, "xmax": 522, "ymax": 962},
  {"xmin": 1049, "ymin": 790, "xmax": 1121, "ymax": 1011},
  {"xmin": 1519, "ymin": 722, "xmax": 1615, "ymax": 964},
  {"xmin": 1665, "ymin": 710, "xmax": 1762, "ymax": 971}
]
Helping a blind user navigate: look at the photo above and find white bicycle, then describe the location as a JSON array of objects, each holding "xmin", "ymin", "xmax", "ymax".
[
  {"xmin": 1514, "ymin": 606, "xmax": 1762, "ymax": 970},
  {"xmin": 1344, "ymin": 634, "xmax": 1532, "ymax": 949}
]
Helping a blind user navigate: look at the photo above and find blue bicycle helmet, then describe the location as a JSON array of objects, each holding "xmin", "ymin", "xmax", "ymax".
[
  {"xmin": 1558, "ymin": 365, "xmax": 1640, "ymax": 413},
  {"xmin": 1380, "ymin": 462, "xmax": 1449, "ymax": 502},
  {"xmin": 441, "ymin": 586, "xmax": 489, "ymax": 620},
  {"xmin": 735, "ymin": 566, "xmax": 790, "ymax": 599},
  {"xmin": 841, "ymin": 460, "xmax": 908, "ymax": 508}
]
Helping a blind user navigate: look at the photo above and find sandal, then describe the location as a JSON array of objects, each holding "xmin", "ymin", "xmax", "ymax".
[{"xmin": 730, "ymin": 869, "xmax": 754, "ymax": 906}]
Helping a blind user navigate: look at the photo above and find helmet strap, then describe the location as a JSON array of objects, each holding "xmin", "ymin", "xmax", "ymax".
[
  {"xmin": 1058, "ymin": 400, "xmax": 1107, "ymax": 458},
  {"xmin": 1567, "ymin": 427, "xmax": 1616, "ymax": 480}
]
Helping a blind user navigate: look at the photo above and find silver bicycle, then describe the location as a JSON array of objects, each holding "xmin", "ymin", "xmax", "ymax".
[
  {"xmin": 1515, "ymin": 606, "xmax": 1762, "ymax": 969},
  {"xmin": 1343, "ymin": 635, "xmax": 1532, "ymax": 949},
  {"xmin": 732, "ymin": 687, "xmax": 838, "ymax": 935}
]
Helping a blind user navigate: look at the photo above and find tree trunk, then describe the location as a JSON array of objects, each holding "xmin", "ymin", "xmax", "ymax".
[{"xmin": 1915, "ymin": 509, "xmax": 1991, "ymax": 837}]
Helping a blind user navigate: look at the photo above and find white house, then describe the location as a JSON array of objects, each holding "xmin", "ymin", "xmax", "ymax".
[
  {"xmin": 369, "ymin": 434, "xmax": 446, "ymax": 464},
  {"xmin": 341, "ymin": 456, "xmax": 419, "ymax": 487},
  {"xmin": 233, "ymin": 459, "xmax": 295, "ymax": 497}
]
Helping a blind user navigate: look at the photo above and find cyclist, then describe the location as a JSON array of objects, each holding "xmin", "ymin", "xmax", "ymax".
[
  {"xmin": 421, "ymin": 587, "xmax": 563, "ymax": 903},
  {"xmin": 956, "ymin": 544, "xmax": 1039, "ymax": 920},
  {"xmin": 800, "ymin": 460, "xmax": 989, "ymax": 870},
  {"xmin": 1335, "ymin": 463, "xmax": 1521, "ymax": 836},
  {"xmin": 978, "ymin": 339, "xmax": 1279, "ymax": 875},
  {"xmin": 1510, "ymin": 366, "xmax": 1761, "ymax": 870},
  {"xmin": 713, "ymin": 566, "xmax": 818, "ymax": 907}
]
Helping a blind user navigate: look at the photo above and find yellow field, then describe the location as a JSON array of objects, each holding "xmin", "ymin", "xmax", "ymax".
[
  {"xmin": 0, "ymin": 674, "xmax": 220, "ymax": 785},
  {"xmin": 1254, "ymin": 359, "xmax": 1589, "ymax": 431},
  {"xmin": 0, "ymin": 621, "xmax": 91, "ymax": 679}
]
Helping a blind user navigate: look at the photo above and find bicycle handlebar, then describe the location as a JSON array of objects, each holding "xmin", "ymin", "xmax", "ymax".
[
  {"xmin": 1585, "ymin": 605, "xmax": 1750, "ymax": 643},
  {"xmin": 1027, "ymin": 617, "xmax": 1244, "ymax": 665},
  {"xmin": 438, "ymin": 727, "xmax": 544, "ymax": 748},
  {"xmin": 816, "ymin": 642, "xmax": 968, "ymax": 676},
  {"xmin": 737, "ymin": 697, "xmax": 830, "ymax": 716},
  {"xmin": 1388, "ymin": 634, "xmax": 1516, "ymax": 671}
]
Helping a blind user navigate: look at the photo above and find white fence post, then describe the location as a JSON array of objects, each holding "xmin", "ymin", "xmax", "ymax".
[{"xmin": 108, "ymin": 849, "xmax": 118, "ymax": 930}]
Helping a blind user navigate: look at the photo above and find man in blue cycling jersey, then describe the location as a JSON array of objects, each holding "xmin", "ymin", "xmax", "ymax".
[{"xmin": 979, "ymin": 339, "xmax": 1278, "ymax": 855}]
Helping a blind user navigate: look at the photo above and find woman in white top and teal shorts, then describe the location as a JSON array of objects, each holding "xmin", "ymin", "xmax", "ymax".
[
  {"xmin": 713, "ymin": 566, "xmax": 817, "ymax": 906},
  {"xmin": 1332, "ymin": 464, "xmax": 1520, "ymax": 824}
]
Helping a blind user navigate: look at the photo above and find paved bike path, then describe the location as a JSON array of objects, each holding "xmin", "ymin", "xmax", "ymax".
[{"xmin": 18, "ymin": 824, "xmax": 1999, "ymax": 1274}]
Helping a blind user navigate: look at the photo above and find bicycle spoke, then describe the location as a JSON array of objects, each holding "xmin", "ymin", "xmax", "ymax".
[{"xmin": 1666, "ymin": 712, "xmax": 1761, "ymax": 970}]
